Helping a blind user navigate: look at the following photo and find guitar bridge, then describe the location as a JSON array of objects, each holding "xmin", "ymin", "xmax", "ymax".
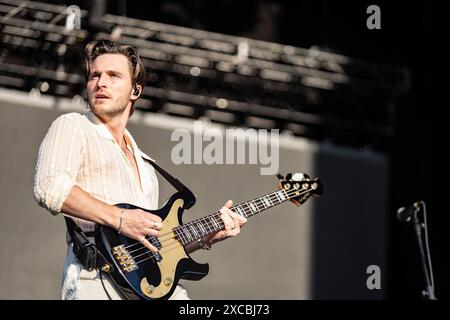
[{"xmin": 112, "ymin": 245, "xmax": 138, "ymax": 272}]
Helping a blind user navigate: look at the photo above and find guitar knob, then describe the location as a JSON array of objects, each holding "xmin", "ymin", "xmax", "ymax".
[
  {"xmin": 146, "ymin": 285, "xmax": 155, "ymax": 294},
  {"xmin": 164, "ymin": 277, "xmax": 173, "ymax": 286}
]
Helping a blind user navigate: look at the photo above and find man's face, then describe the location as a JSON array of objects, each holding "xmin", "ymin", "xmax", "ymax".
[{"xmin": 87, "ymin": 54, "xmax": 135, "ymax": 117}]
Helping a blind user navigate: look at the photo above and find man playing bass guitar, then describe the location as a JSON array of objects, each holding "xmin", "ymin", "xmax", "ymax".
[{"xmin": 33, "ymin": 39, "xmax": 247, "ymax": 300}]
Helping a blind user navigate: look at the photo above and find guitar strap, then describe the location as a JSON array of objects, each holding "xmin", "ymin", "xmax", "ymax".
[
  {"xmin": 141, "ymin": 157, "xmax": 196, "ymax": 210},
  {"xmin": 63, "ymin": 215, "xmax": 109, "ymax": 271},
  {"xmin": 64, "ymin": 156, "xmax": 195, "ymax": 272}
]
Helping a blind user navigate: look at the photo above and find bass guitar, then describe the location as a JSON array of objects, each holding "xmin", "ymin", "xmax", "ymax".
[{"xmin": 95, "ymin": 172, "xmax": 323, "ymax": 300}]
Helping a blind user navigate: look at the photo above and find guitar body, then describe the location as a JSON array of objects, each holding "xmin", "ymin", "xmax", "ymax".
[{"xmin": 95, "ymin": 192, "xmax": 209, "ymax": 300}]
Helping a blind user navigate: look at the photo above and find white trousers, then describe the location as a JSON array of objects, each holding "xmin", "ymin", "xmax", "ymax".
[{"xmin": 61, "ymin": 243, "xmax": 189, "ymax": 300}]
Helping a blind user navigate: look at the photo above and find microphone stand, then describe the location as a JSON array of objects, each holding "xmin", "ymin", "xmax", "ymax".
[{"xmin": 411, "ymin": 203, "xmax": 437, "ymax": 300}]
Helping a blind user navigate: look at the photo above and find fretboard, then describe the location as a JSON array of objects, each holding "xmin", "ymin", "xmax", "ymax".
[{"xmin": 173, "ymin": 189, "xmax": 291, "ymax": 246}]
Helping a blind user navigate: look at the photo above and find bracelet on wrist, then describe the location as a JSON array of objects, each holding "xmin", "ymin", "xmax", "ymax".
[
  {"xmin": 197, "ymin": 238, "xmax": 211, "ymax": 250},
  {"xmin": 117, "ymin": 208, "xmax": 126, "ymax": 234}
]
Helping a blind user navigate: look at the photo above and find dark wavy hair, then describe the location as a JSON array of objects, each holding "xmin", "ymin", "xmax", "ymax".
[{"xmin": 84, "ymin": 39, "xmax": 146, "ymax": 115}]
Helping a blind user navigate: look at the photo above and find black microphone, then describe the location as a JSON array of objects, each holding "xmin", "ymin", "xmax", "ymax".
[{"xmin": 397, "ymin": 201, "xmax": 421, "ymax": 223}]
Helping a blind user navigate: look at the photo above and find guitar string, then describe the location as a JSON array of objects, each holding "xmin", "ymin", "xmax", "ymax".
[
  {"xmin": 132, "ymin": 187, "xmax": 315, "ymax": 266},
  {"xmin": 129, "ymin": 187, "xmax": 316, "ymax": 266},
  {"xmin": 123, "ymin": 187, "xmax": 313, "ymax": 258},
  {"xmin": 129, "ymin": 189, "xmax": 290, "ymax": 260},
  {"xmin": 127, "ymin": 190, "xmax": 287, "ymax": 259},
  {"xmin": 125, "ymin": 191, "xmax": 283, "ymax": 256},
  {"xmin": 122, "ymin": 188, "xmax": 288, "ymax": 252},
  {"xmin": 122, "ymin": 187, "xmax": 294, "ymax": 253}
]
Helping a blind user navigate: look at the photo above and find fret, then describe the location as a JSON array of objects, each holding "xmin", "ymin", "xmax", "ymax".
[
  {"xmin": 238, "ymin": 204, "xmax": 247, "ymax": 216},
  {"xmin": 188, "ymin": 225, "xmax": 196, "ymax": 242},
  {"xmin": 182, "ymin": 225, "xmax": 193, "ymax": 243},
  {"xmin": 202, "ymin": 218, "xmax": 211, "ymax": 234},
  {"xmin": 244, "ymin": 202, "xmax": 254, "ymax": 216},
  {"xmin": 269, "ymin": 194, "xmax": 275, "ymax": 205},
  {"xmin": 263, "ymin": 196, "xmax": 272, "ymax": 208},
  {"xmin": 194, "ymin": 222, "xmax": 203, "ymax": 238},
  {"xmin": 181, "ymin": 228, "xmax": 189, "ymax": 245},
  {"xmin": 174, "ymin": 227, "xmax": 181, "ymax": 244},
  {"xmin": 211, "ymin": 216, "xmax": 221, "ymax": 232},
  {"xmin": 193, "ymin": 220, "xmax": 199, "ymax": 231},
  {"xmin": 198, "ymin": 220, "xmax": 206, "ymax": 236},
  {"xmin": 188, "ymin": 223, "xmax": 199, "ymax": 239},
  {"xmin": 203, "ymin": 217, "xmax": 213, "ymax": 233},
  {"xmin": 195, "ymin": 220, "xmax": 201, "ymax": 236},
  {"xmin": 259, "ymin": 197, "xmax": 267, "ymax": 210},
  {"xmin": 211, "ymin": 216, "xmax": 221, "ymax": 230},
  {"xmin": 274, "ymin": 192, "xmax": 281, "ymax": 202},
  {"xmin": 257, "ymin": 198, "xmax": 266, "ymax": 211},
  {"xmin": 177, "ymin": 226, "xmax": 185, "ymax": 244},
  {"xmin": 282, "ymin": 189, "xmax": 289, "ymax": 201},
  {"xmin": 236, "ymin": 206, "xmax": 245, "ymax": 217},
  {"xmin": 266, "ymin": 195, "xmax": 274, "ymax": 207},
  {"xmin": 255, "ymin": 199, "xmax": 263, "ymax": 212},
  {"xmin": 173, "ymin": 227, "xmax": 183, "ymax": 245},
  {"xmin": 183, "ymin": 228, "xmax": 190, "ymax": 245},
  {"xmin": 198, "ymin": 219, "xmax": 206, "ymax": 234},
  {"xmin": 274, "ymin": 192, "xmax": 282, "ymax": 204},
  {"xmin": 278, "ymin": 190, "xmax": 285, "ymax": 201},
  {"xmin": 242, "ymin": 205, "xmax": 251, "ymax": 218},
  {"xmin": 256, "ymin": 200, "xmax": 262, "ymax": 212},
  {"xmin": 250, "ymin": 202, "xmax": 257, "ymax": 215},
  {"xmin": 249, "ymin": 201, "xmax": 258, "ymax": 213},
  {"xmin": 183, "ymin": 224, "xmax": 192, "ymax": 241}
]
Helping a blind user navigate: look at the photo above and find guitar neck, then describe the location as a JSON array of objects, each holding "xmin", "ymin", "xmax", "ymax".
[{"xmin": 174, "ymin": 189, "xmax": 292, "ymax": 246}]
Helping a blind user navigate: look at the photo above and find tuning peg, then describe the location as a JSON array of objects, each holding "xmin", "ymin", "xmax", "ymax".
[
  {"xmin": 286, "ymin": 173, "xmax": 292, "ymax": 181},
  {"xmin": 276, "ymin": 173, "xmax": 284, "ymax": 180}
]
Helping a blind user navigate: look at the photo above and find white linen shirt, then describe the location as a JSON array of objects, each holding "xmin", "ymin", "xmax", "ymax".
[{"xmin": 33, "ymin": 111, "xmax": 159, "ymax": 232}]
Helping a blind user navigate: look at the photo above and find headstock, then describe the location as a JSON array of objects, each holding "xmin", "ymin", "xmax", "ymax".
[{"xmin": 277, "ymin": 173, "xmax": 323, "ymax": 207}]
